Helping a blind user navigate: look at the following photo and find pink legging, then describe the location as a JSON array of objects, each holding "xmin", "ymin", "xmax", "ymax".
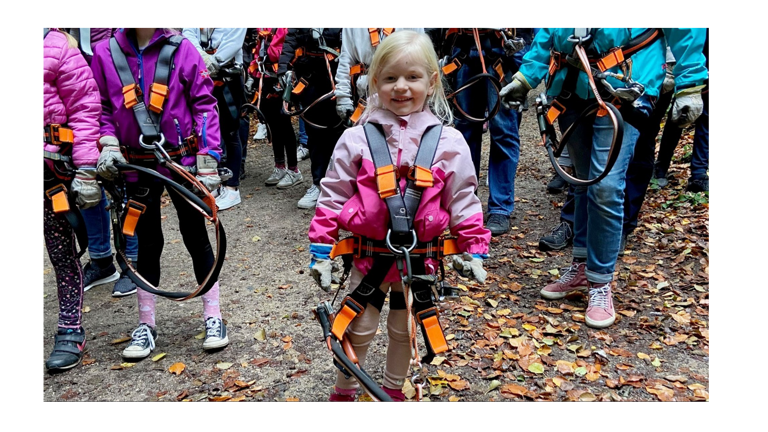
[
  {"xmin": 335, "ymin": 268, "xmax": 412, "ymax": 391},
  {"xmin": 137, "ymin": 281, "xmax": 221, "ymax": 327}
]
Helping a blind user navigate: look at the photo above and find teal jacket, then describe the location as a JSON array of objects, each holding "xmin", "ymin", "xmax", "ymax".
[{"xmin": 519, "ymin": 28, "xmax": 708, "ymax": 100}]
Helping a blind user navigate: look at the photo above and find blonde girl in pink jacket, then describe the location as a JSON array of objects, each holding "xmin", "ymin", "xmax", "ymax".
[
  {"xmin": 43, "ymin": 28, "xmax": 102, "ymax": 372},
  {"xmin": 308, "ymin": 31, "xmax": 491, "ymax": 401}
]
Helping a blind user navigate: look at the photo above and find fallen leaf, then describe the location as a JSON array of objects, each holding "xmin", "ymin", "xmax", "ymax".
[
  {"xmin": 120, "ymin": 362, "xmax": 136, "ymax": 368},
  {"xmin": 210, "ymin": 396, "xmax": 231, "ymax": 402},
  {"xmin": 254, "ymin": 329, "xmax": 266, "ymax": 341},
  {"xmin": 251, "ymin": 236, "xmax": 261, "ymax": 242},
  {"xmin": 169, "ymin": 362, "xmax": 186, "ymax": 375},
  {"xmin": 497, "ymin": 309, "xmax": 512, "ymax": 316},
  {"xmin": 430, "ymin": 356, "xmax": 446, "ymax": 366},
  {"xmin": 574, "ymin": 367, "xmax": 587, "ymax": 377},
  {"xmin": 486, "ymin": 299, "xmax": 499, "ymax": 308},
  {"xmin": 111, "ymin": 336, "xmax": 131, "ymax": 345},
  {"xmin": 637, "ymin": 352, "xmax": 651, "ymax": 360},
  {"xmin": 528, "ymin": 363, "xmax": 545, "ymax": 374},
  {"xmin": 487, "ymin": 380, "xmax": 501, "ymax": 392},
  {"xmin": 216, "ymin": 362, "xmax": 233, "ymax": 370},
  {"xmin": 665, "ymin": 375, "xmax": 688, "ymax": 383},
  {"xmin": 579, "ymin": 392, "xmax": 597, "ymax": 401},
  {"xmin": 194, "ymin": 331, "xmax": 206, "ymax": 340},
  {"xmin": 500, "ymin": 383, "xmax": 528, "ymax": 398},
  {"xmin": 151, "ymin": 353, "xmax": 166, "ymax": 362},
  {"xmin": 448, "ymin": 396, "xmax": 461, "ymax": 402},
  {"xmin": 646, "ymin": 385, "xmax": 675, "ymax": 401},
  {"xmin": 448, "ymin": 380, "xmax": 470, "ymax": 391},
  {"xmin": 285, "ymin": 397, "xmax": 299, "ymax": 401},
  {"xmin": 250, "ymin": 358, "xmax": 270, "ymax": 367},
  {"xmin": 82, "ymin": 306, "xmax": 91, "ymax": 313}
]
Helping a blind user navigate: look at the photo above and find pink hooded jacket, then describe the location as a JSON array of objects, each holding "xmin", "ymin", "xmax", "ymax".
[
  {"xmin": 309, "ymin": 108, "xmax": 491, "ymax": 282},
  {"xmin": 43, "ymin": 29, "xmax": 101, "ymax": 167}
]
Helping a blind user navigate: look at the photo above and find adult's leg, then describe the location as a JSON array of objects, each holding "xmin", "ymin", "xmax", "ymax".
[
  {"xmin": 689, "ymin": 91, "xmax": 709, "ymax": 180},
  {"xmin": 486, "ymin": 75, "xmax": 521, "ymax": 217},
  {"xmin": 452, "ymin": 46, "xmax": 486, "ymax": 180}
]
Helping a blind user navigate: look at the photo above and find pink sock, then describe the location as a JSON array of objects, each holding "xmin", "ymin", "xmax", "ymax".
[
  {"xmin": 137, "ymin": 288, "xmax": 156, "ymax": 327},
  {"xmin": 275, "ymin": 163, "xmax": 286, "ymax": 170},
  {"xmin": 202, "ymin": 281, "xmax": 221, "ymax": 320},
  {"xmin": 288, "ymin": 166, "xmax": 298, "ymax": 172}
]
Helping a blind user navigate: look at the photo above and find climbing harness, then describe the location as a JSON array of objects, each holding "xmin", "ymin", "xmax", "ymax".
[
  {"xmin": 534, "ymin": 29, "xmax": 663, "ymax": 187},
  {"xmin": 241, "ymin": 29, "xmax": 280, "ymax": 143},
  {"xmin": 441, "ymin": 28, "xmax": 510, "ymax": 123},
  {"xmin": 105, "ymin": 34, "xmax": 227, "ymax": 300},
  {"xmin": 281, "ymin": 29, "xmax": 344, "ymax": 129},
  {"xmin": 312, "ymin": 123, "xmax": 462, "ymax": 401},
  {"xmin": 344, "ymin": 28, "xmax": 395, "ymax": 126}
]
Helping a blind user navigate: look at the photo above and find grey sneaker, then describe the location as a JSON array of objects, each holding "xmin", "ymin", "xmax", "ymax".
[
  {"xmin": 122, "ymin": 324, "xmax": 157, "ymax": 360},
  {"xmin": 215, "ymin": 187, "xmax": 241, "ymax": 211},
  {"xmin": 265, "ymin": 167, "xmax": 287, "ymax": 186},
  {"xmin": 82, "ymin": 261, "xmax": 119, "ymax": 292},
  {"xmin": 277, "ymin": 169, "xmax": 303, "ymax": 189},
  {"xmin": 297, "ymin": 184, "xmax": 321, "ymax": 209},
  {"xmin": 203, "ymin": 317, "xmax": 229, "ymax": 350},
  {"xmin": 112, "ymin": 272, "xmax": 137, "ymax": 297},
  {"xmin": 297, "ymin": 145, "xmax": 310, "ymax": 161}
]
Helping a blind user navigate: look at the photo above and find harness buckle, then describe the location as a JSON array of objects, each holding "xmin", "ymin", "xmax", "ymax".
[
  {"xmin": 148, "ymin": 83, "xmax": 168, "ymax": 114},
  {"xmin": 122, "ymin": 200, "xmax": 146, "ymax": 237},
  {"xmin": 407, "ymin": 165, "xmax": 434, "ymax": 188},
  {"xmin": 441, "ymin": 58, "xmax": 461, "ymax": 75},
  {"xmin": 122, "ymin": 83, "xmax": 141, "ymax": 109},
  {"xmin": 375, "ymin": 164, "xmax": 398, "ymax": 199},
  {"xmin": 331, "ymin": 297, "xmax": 364, "ymax": 340},
  {"xmin": 45, "ymin": 183, "xmax": 70, "ymax": 213}
]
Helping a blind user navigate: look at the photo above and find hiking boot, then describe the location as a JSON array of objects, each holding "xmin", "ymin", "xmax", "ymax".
[
  {"xmin": 486, "ymin": 214, "xmax": 510, "ymax": 236},
  {"xmin": 276, "ymin": 169, "xmax": 303, "ymax": 189},
  {"xmin": 297, "ymin": 145, "xmax": 310, "ymax": 161},
  {"xmin": 121, "ymin": 323, "xmax": 157, "ymax": 360},
  {"xmin": 538, "ymin": 221, "xmax": 573, "ymax": 251},
  {"xmin": 618, "ymin": 234, "xmax": 628, "ymax": 257},
  {"xmin": 546, "ymin": 173, "xmax": 568, "ymax": 194},
  {"xmin": 112, "ymin": 272, "xmax": 137, "ymax": 297},
  {"xmin": 540, "ymin": 261, "xmax": 588, "ymax": 300},
  {"xmin": 203, "ymin": 317, "xmax": 229, "ymax": 350},
  {"xmin": 585, "ymin": 282, "xmax": 616, "ymax": 328},
  {"xmin": 82, "ymin": 261, "xmax": 119, "ymax": 292},
  {"xmin": 254, "ymin": 123, "xmax": 268, "ymax": 140},
  {"xmin": 686, "ymin": 177, "xmax": 708, "ymax": 193},
  {"xmin": 265, "ymin": 167, "xmax": 287, "ymax": 186},
  {"xmin": 329, "ymin": 387, "xmax": 356, "ymax": 402},
  {"xmin": 215, "ymin": 187, "xmax": 241, "ymax": 211},
  {"xmin": 297, "ymin": 184, "xmax": 321, "ymax": 209},
  {"xmin": 382, "ymin": 386, "xmax": 406, "ymax": 401},
  {"xmin": 46, "ymin": 327, "xmax": 86, "ymax": 372}
]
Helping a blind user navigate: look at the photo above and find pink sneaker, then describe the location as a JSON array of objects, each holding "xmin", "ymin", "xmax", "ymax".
[
  {"xmin": 585, "ymin": 282, "xmax": 615, "ymax": 328},
  {"xmin": 382, "ymin": 386, "xmax": 406, "ymax": 402},
  {"xmin": 328, "ymin": 386, "xmax": 356, "ymax": 401},
  {"xmin": 540, "ymin": 262, "xmax": 588, "ymax": 300}
]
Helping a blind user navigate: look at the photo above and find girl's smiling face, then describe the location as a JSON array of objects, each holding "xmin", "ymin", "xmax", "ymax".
[{"xmin": 374, "ymin": 53, "xmax": 438, "ymax": 117}]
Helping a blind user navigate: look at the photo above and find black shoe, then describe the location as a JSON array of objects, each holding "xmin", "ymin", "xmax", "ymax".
[
  {"xmin": 686, "ymin": 177, "xmax": 708, "ymax": 193},
  {"xmin": 46, "ymin": 328, "xmax": 86, "ymax": 372},
  {"xmin": 112, "ymin": 272, "xmax": 137, "ymax": 297},
  {"xmin": 654, "ymin": 167, "xmax": 669, "ymax": 188},
  {"xmin": 539, "ymin": 221, "xmax": 573, "ymax": 251},
  {"xmin": 486, "ymin": 214, "xmax": 510, "ymax": 237},
  {"xmin": 546, "ymin": 173, "xmax": 568, "ymax": 194},
  {"xmin": 82, "ymin": 261, "xmax": 119, "ymax": 292},
  {"xmin": 619, "ymin": 233, "xmax": 628, "ymax": 257}
]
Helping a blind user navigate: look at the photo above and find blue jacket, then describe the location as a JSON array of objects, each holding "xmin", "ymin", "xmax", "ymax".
[{"xmin": 519, "ymin": 28, "xmax": 708, "ymax": 100}]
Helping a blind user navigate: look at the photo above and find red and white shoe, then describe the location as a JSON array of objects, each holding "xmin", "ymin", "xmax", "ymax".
[
  {"xmin": 540, "ymin": 261, "xmax": 588, "ymax": 300},
  {"xmin": 585, "ymin": 282, "xmax": 616, "ymax": 328},
  {"xmin": 328, "ymin": 386, "xmax": 356, "ymax": 401}
]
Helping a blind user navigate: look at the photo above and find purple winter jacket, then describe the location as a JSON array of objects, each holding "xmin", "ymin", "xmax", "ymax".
[
  {"xmin": 43, "ymin": 29, "xmax": 101, "ymax": 168},
  {"xmin": 90, "ymin": 28, "xmax": 221, "ymax": 170}
]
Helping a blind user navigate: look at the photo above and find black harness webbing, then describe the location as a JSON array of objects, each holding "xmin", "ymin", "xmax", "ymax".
[{"xmin": 109, "ymin": 35, "xmax": 183, "ymax": 143}]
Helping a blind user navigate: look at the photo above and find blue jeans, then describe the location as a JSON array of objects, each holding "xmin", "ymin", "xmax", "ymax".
[
  {"xmin": 690, "ymin": 91, "xmax": 709, "ymax": 179},
  {"xmin": 559, "ymin": 105, "xmax": 640, "ymax": 283},
  {"xmin": 298, "ymin": 117, "xmax": 308, "ymax": 146},
  {"xmin": 81, "ymin": 188, "xmax": 138, "ymax": 262},
  {"xmin": 453, "ymin": 45, "xmax": 523, "ymax": 216}
]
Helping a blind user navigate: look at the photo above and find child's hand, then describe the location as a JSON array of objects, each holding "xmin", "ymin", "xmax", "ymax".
[
  {"xmin": 451, "ymin": 252, "xmax": 487, "ymax": 284},
  {"xmin": 195, "ymin": 154, "xmax": 221, "ymax": 192},
  {"xmin": 71, "ymin": 168, "xmax": 101, "ymax": 210},
  {"xmin": 309, "ymin": 244, "xmax": 340, "ymax": 292},
  {"xmin": 96, "ymin": 136, "xmax": 126, "ymax": 181}
]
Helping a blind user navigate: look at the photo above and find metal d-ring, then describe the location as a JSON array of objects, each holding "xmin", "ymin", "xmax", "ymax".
[
  {"xmin": 385, "ymin": 229, "xmax": 417, "ymax": 255},
  {"xmin": 138, "ymin": 133, "xmax": 170, "ymax": 161}
]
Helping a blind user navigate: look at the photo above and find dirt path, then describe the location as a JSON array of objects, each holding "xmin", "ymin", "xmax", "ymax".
[{"xmin": 43, "ymin": 93, "xmax": 708, "ymax": 402}]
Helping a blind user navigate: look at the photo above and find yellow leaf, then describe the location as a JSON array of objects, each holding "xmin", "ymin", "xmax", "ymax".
[
  {"xmin": 579, "ymin": 392, "xmax": 597, "ymax": 401},
  {"xmin": 522, "ymin": 323, "xmax": 537, "ymax": 331},
  {"xmin": 82, "ymin": 306, "xmax": 91, "ymax": 313},
  {"xmin": 486, "ymin": 299, "xmax": 499, "ymax": 308},
  {"xmin": 448, "ymin": 396, "xmax": 461, "ymax": 402},
  {"xmin": 637, "ymin": 352, "xmax": 651, "ymax": 360},
  {"xmin": 457, "ymin": 284, "xmax": 468, "ymax": 292},
  {"xmin": 251, "ymin": 236, "xmax": 261, "ymax": 242},
  {"xmin": 216, "ymin": 362, "xmax": 233, "ymax": 370},
  {"xmin": 446, "ymin": 334, "xmax": 455, "ymax": 340},
  {"xmin": 169, "ymin": 362, "xmax": 186, "ymax": 375},
  {"xmin": 111, "ymin": 336, "xmax": 131, "ymax": 345},
  {"xmin": 430, "ymin": 356, "xmax": 446, "ymax": 366},
  {"xmin": 497, "ymin": 309, "xmax": 512, "ymax": 316},
  {"xmin": 151, "ymin": 353, "xmax": 166, "ymax": 362},
  {"xmin": 528, "ymin": 363, "xmax": 545, "ymax": 374},
  {"xmin": 649, "ymin": 342, "xmax": 663, "ymax": 350},
  {"xmin": 194, "ymin": 331, "xmax": 206, "ymax": 340},
  {"xmin": 254, "ymin": 329, "xmax": 266, "ymax": 341},
  {"xmin": 537, "ymin": 345, "xmax": 552, "ymax": 355},
  {"xmin": 120, "ymin": 362, "xmax": 136, "ymax": 368}
]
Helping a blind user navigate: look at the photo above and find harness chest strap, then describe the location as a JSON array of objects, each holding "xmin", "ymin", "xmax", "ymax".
[{"xmin": 368, "ymin": 28, "xmax": 394, "ymax": 47}]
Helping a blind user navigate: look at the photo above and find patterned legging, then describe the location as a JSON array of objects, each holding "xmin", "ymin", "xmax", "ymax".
[{"xmin": 43, "ymin": 198, "xmax": 84, "ymax": 329}]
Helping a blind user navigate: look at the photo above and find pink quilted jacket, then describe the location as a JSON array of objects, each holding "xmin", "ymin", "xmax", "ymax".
[{"xmin": 43, "ymin": 29, "xmax": 101, "ymax": 167}]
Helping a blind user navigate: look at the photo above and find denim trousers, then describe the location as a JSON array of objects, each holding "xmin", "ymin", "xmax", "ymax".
[
  {"xmin": 81, "ymin": 188, "xmax": 138, "ymax": 262},
  {"xmin": 453, "ymin": 44, "xmax": 523, "ymax": 216},
  {"xmin": 559, "ymin": 105, "xmax": 640, "ymax": 283},
  {"xmin": 689, "ymin": 91, "xmax": 709, "ymax": 179}
]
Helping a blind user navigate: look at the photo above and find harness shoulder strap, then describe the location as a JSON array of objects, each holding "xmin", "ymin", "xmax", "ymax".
[{"xmin": 44, "ymin": 28, "xmax": 50, "ymax": 39}]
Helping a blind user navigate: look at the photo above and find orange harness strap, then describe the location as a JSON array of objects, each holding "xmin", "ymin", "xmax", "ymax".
[
  {"xmin": 121, "ymin": 200, "xmax": 146, "ymax": 237},
  {"xmin": 416, "ymin": 308, "xmax": 449, "ymax": 354},
  {"xmin": 331, "ymin": 297, "xmax": 364, "ymax": 340},
  {"xmin": 45, "ymin": 184, "xmax": 70, "ymax": 214}
]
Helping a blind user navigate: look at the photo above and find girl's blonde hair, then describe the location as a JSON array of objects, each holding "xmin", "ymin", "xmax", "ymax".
[{"xmin": 364, "ymin": 30, "xmax": 453, "ymax": 125}]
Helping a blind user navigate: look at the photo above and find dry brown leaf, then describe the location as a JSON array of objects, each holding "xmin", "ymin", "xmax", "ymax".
[
  {"xmin": 646, "ymin": 385, "xmax": 675, "ymax": 401},
  {"xmin": 169, "ymin": 362, "xmax": 185, "ymax": 375},
  {"xmin": 448, "ymin": 380, "xmax": 470, "ymax": 391},
  {"xmin": 500, "ymin": 383, "xmax": 528, "ymax": 398}
]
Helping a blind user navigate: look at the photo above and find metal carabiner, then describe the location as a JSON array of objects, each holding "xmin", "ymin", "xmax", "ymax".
[{"xmin": 138, "ymin": 133, "xmax": 170, "ymax": 162}]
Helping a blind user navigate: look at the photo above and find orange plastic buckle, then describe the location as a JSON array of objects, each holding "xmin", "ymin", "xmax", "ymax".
[
  {"xmin": 441, "ymin": 58, "xmax": 461, "ymax": 75},
  {"xmin": 148, "ymin": 83, "xmax": 168, "ymax": 114},
  {"xmin": 368, "ymin": 28, "xmax": 380, "ymax": 47},
  {"xmin": 292, "ymin": 79, "xmax": 308, "ymax": 96},
  {"xmin": 596, "ymin": 48, "xmax": 624, "ymax": 72},
  {"xmin": 258, "ymin": 30, "xmax": 272, "ymax": 38},
  {"xmin": 438, "ymin": 237, "xmax": 459, "ymax": 260},
  {"xmin": 375, "ymin": 164, "xmax": 398, "ymax": 199},
  {"xmin": 45, "ymin": 124, "xmax": 74, "ymax": 145},
  {"xmin": 416, "ymin": 308, "xmax": 448, "ymax": 354},
  {"xmin": 45, "ymin": 184, "xmax": 70, "ymax": 213},
  {"xmin": 295, "ymin": 47, "xmax": 304, "ymax": 58},
  {"xmin": 408, "ymin": 165, "xmax": 434, "ymax": 188},
  {"xmin": 122, "ymin": 200, "xmax": 146, "ymax": 237},
  {"xmin": 331, "ymin": 297, "xmax": 364, "ymax": 340},
  {"xmin": 350, "ymin": 63, "xmax": 365, "ymax": 76},
  {"xmin": 122, "ymin": 84, "xmax": 140, "ymax": 109},
  {"xmin": 349, "ymin": 101, "xmax": 366, "ymax": 124},
  {"xmin": 272, "ymin": 63, "xmax": 279, "ymax": 73},
  {"xmin": 329, "ymin": 236, "xmax": 359, "ymax": 260},
  {"xmin": 548, "ymin": 52, "xmax": 562, "ymax": 76},
  {"xmin": 493, "ymin": 59, "xmax": 505, "ymax": 81},
  {"xmin": 596, "ymin": 106, "xmax": 609, "ymax": 117},
  {"xmin": 546, "ymin": 100, "xmax": 566, "ymax": 125},
  {"xmin": 382, "ymin": 28, "xmax": 394, "ymax": 36}
]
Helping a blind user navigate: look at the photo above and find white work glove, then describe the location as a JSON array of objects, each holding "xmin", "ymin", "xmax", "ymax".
[
  {"xmin": 355, "ymin": 75, "xmax": 368, "ymax": 99},
  {"xmin": 195, "ymin": 154, "xmax": 221, "ymax": 192},
  {"xmin": 96, "ymin": 136, "xmax": 126, "ymax": 181},
  {"xmin": 661, "ymin": 68, "xmax": 676, "ymax": 94},
  {"xmin": 671, "ymin": 85, "xmax": 705, "ymax": 128},
  {"xmin": 335, "ymin": 97, "xmax": 355, "ymax": 121},
  {"xmin": 70, "ymin": 167, "xmax": 101, "ymax": 210},
  {"xmin": 452, "ymin": 252, "xmax": 488, "ymax": 284},
  {"xmin": 309, "ymin": 243, "xmax": 341, "ymax": 292},
  {"xmin": 202, "ymin": 52, "xmax": 220, "ymax": 76},
  {"xmin": 499, "ymin": 71, "xmax": 532, "ymax": 110}
]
